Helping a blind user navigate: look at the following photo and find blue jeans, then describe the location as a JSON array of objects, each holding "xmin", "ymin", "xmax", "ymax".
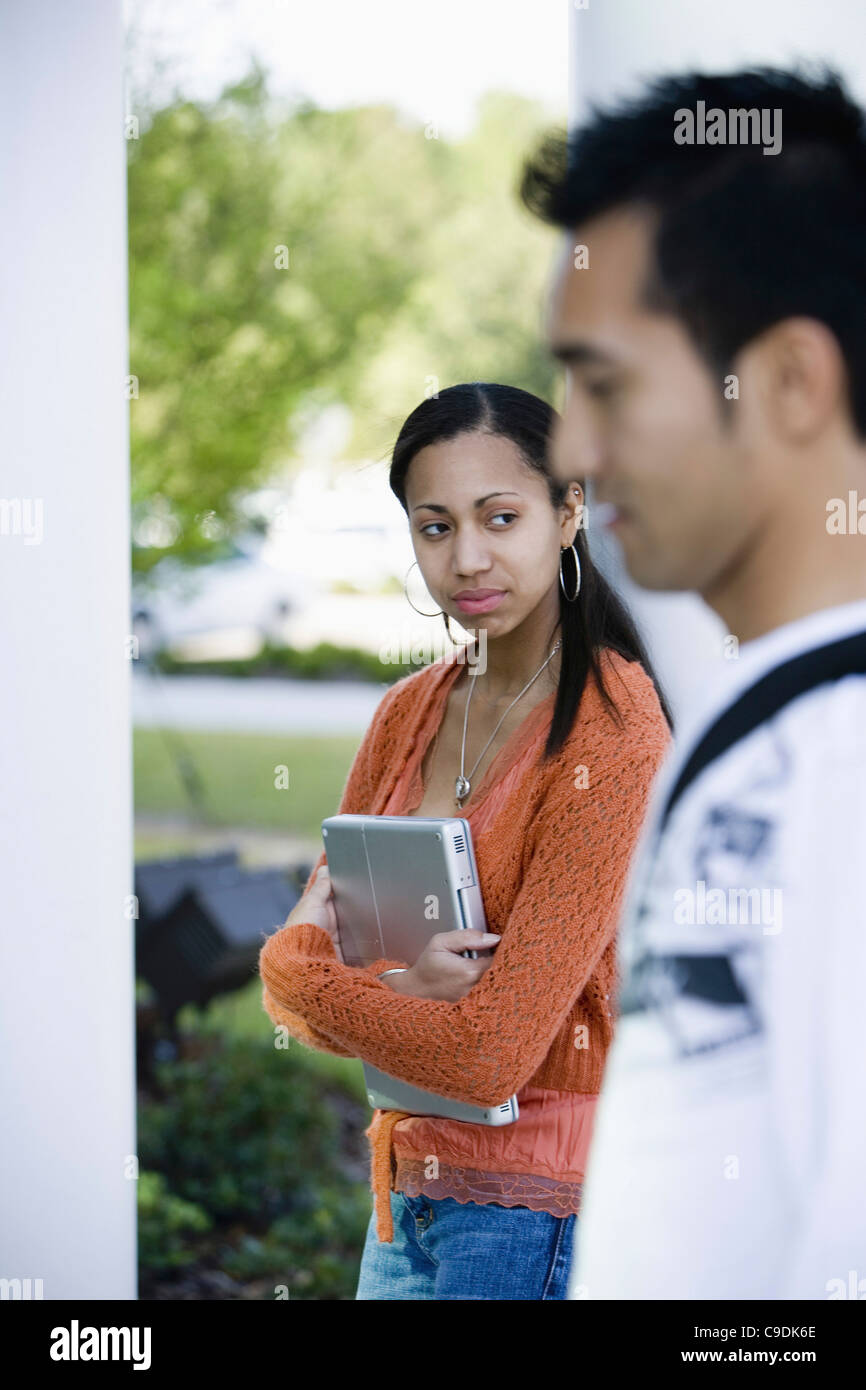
[{"xmin": 355, "ymin": 1189, "xmax": 577, "ymax": 1300}]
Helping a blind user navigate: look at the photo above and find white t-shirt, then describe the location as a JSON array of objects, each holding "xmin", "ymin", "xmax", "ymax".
[{"xmin": 570, "ymin": 597, "xmax": 866, "ymax": 1301}]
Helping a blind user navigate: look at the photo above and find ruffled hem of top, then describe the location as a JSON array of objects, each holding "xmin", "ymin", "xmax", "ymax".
[{"xmin": 393, "ymin": 1157, "xmax": 584, "ymax": 1216}]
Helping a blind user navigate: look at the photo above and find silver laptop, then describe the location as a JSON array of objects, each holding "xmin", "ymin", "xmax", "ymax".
[{"xmin": 320, "ymin": 813, "xmax": 519, "ymax": 1126}]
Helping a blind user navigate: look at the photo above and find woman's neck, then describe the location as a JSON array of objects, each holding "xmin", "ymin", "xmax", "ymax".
[{"xmin": 460, "ymin": 629, "xmax": 562, "ymax": 705}]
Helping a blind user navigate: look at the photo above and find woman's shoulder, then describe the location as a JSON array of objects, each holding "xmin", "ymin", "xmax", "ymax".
[
  {"xmin": 597, "ymin": 644, "xmax": 661, "ymax": 700},
  {"xmin": 570, "ymin": 646, "xmax": 672, "ymax": 759},
  {"xmin": 523, "ymin": 649, "xmax": 671, "ymax": 816}
]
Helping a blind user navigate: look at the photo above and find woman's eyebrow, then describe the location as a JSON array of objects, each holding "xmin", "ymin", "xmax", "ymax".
[{"xmin": 412, "ymin": 491, "xmax": 522, "ymax": 514}]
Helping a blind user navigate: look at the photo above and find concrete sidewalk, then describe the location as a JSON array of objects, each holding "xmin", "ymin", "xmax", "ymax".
[{"xmin": 132, "ymin": 669, "xmax": 391, "ymax": 734}]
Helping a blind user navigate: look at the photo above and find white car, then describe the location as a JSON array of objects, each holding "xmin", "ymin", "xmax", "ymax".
[{"xmin": 131, "ymin": 537, "xmax": 312, "ymax": 660}]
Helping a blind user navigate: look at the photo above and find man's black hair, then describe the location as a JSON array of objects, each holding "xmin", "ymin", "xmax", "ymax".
[{"xmin": 520, "ymin": 63, "xmax": 866, "ymax": 438}]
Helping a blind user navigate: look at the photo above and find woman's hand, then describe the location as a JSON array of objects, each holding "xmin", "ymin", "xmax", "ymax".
[
  {"xmin": 391, "ymin": 930, "xmax": 501, "ymax": 1002},
  {"xmin": 281, "ymin": 865, "xmax": 343, "ymax": 961}
]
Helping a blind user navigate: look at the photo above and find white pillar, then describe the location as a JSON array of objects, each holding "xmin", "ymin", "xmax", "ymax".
[
  {"xmin": 0, "ymin": 1, "xmax": 135, "ymax": 1298},
  {"xmin": 568, "ymin": 0, "xmax": 866, "ymax": 717}
]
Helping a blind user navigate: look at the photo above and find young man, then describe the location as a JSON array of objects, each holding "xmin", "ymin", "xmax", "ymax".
[{"xmin": 521, "ymin": 65, "xmax": 866, "ymax": 1299}]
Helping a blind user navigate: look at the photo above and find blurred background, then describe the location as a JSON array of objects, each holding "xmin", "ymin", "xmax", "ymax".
[
  {"xmin": 124, "ymin": 0, "xmax": 568, "ymax": 1299},
  {"xmin": 6, "ymin": 0, "xmax": 863, "ymax": 1304}
]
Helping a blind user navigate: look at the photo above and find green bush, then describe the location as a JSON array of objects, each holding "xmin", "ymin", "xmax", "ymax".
[
  {"xmin": 137, "ymin": 1170, "xmax": 213, "ymax": 1272},
  {"xmin": 137, "ymin": 1029, "xmax": 372, "ymax": 1298},
  {"xmin": 154, "ymin": 639, "xmax": 415, "ymax": 683}
]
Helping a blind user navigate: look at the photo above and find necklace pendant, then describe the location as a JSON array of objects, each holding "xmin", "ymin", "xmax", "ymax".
[{"xmin": 455, "ymin": 774, "xmax": 471, "ymax": 804}]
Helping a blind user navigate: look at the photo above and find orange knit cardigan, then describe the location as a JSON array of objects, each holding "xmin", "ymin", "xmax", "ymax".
[{"xmin": 258, "ymin": 646, "xmax": 671, "ymax": 1240}]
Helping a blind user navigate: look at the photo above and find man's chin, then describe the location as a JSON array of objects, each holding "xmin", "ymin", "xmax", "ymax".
[{"xmin": 616, "ymin": 540, "xmax": 690, "ymax": 593}]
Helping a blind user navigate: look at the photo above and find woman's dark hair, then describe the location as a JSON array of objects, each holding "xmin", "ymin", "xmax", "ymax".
[{"xmin": 389, "ymin": 381, "xmax": 674, "ymax": 759}]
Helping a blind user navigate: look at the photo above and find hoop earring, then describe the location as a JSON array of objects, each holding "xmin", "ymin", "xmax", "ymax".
[
  {"xmin": 404, "ymin": 560, "xmax": 463, "ymax": 643},
  {"xmin": 559, "ymin": 542, "xmax": 581, "ymax": 602},
  {"xmin": 404, "ymin": 559, "xmax": 441, "ymax": 617}
]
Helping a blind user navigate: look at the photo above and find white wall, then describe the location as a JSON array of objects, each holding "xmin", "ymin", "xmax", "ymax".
[
  {"xmin": 568, "ymin": 0, "xmax": 866, "ymax": 719},
  {"xmin": 0, "ymin": 0, "xmax": 135, "ymax": 1298}
]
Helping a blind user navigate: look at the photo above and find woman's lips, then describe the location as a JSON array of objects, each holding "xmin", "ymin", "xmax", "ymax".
[{"xmin": 453, "ymin": 590, "xmax": 506, "ymax": 614}]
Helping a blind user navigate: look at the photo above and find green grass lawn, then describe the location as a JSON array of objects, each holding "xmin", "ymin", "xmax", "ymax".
[
  {"xmin": 134, "ymin": 728, "xmax": 360, "ymax": 835},
  {"xmin": 133, "ymin": 722, "xmax": 370, "ymax": 1090}
]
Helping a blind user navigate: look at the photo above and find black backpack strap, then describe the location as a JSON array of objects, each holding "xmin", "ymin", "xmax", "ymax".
[{"xmin": 657, "ymin": 628, "xmax": 866, "ymax": 838}]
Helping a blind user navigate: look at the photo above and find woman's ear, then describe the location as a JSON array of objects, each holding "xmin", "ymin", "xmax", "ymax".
[{"xmin": 560, "ymin": 483, "xmax": 585, "ymax": 544}]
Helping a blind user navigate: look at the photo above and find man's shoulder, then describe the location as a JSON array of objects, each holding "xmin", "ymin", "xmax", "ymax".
[
  {"xmin": 686, "ymin": 661, "xmax": 866, "ymax": 780},
  {"xmin": 660, "ymin": 668, "xmax": 866, "ymax": 864},
  {"xmin": 763, "ymin": 668, "xmax": 866, "ymax": 781}
]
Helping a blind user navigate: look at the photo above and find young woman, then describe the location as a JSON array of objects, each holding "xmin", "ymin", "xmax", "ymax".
[{"xmin": 259, "ymin": 382, "xmax": 674, "ymax": 1300}]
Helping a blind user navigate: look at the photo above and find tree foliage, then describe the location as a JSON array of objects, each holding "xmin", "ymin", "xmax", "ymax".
[{"xmin": 128, "ymin": 68, "xmax": 562, "ymax": 572}]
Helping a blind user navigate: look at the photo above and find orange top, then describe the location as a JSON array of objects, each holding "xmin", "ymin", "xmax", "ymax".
[
  {"xmin": 259, "ymin": 645, "xmax": 671, "ymax": 1241},
  {"xmin": 382, "ymin": 673, "xmax": 598, "ymax": 1218}
]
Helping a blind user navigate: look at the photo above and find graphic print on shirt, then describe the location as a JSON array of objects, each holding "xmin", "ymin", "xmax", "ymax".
[{"xmin": 617, "ymin": 733, "xmax": 791, "ymax": 1063}]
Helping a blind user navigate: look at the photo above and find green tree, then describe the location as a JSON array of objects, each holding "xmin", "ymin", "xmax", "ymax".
[{"xmin": 128, "ymin": 68, "xmax": 563, "ymax": 573}]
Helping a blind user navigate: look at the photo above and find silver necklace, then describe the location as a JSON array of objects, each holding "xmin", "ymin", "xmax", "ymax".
[{"xmin": 456, "ymin": 639, "xmax": 561, "ymax": 807}]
